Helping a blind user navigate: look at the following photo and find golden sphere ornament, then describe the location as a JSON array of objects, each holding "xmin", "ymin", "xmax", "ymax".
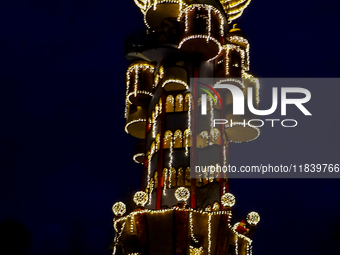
[
  {"xmin": 247, "ymin": 211, "xmax": 260, "ymax": 225},
  {"xmin": 221, "ymin": 193, "xmax": 236, "ymax": 207},
  {"xmin": 112, "ymin": 202, "xmax": 126, "ymax": 216},
  {"xmin": 175, "ymin": 187, "xmax": 190, "ymax": 202},
  {"xmin": 133, "ymin": 191, "xmax": 148, "ymax": 206}
]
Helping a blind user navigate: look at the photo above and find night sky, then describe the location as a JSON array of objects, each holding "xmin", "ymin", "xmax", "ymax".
[{"xmin": 1, "ymin": 0, "xmax": 340, "ymax": 255}]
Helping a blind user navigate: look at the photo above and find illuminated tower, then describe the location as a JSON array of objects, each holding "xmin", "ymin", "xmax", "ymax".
[{"xmin": 112, "ymin": 1, "xmax": 261, "ymax": 254}]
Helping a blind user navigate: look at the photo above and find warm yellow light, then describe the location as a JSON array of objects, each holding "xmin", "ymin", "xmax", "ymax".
[
  {"xmin": 247, "ymin": 211, "xmax": 260, "ymax": 225},
  {"xmin": 221, "ymin": 193, "xmax": 236, "ymax": 207},
  {"xmin": 112, "ymin": 202, "xmax": 126, "ymax": 216},
  {"xmin": 175, "ymin": 187, "xmax": 190, "ymax": 202},
  {"xmin": 133, "ymin": 191, "xmax": 148, "ymax": 206}
]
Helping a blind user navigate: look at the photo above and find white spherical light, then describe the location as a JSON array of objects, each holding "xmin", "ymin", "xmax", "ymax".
[
  {"xmin": 247, "ymin": 211, "xmax": 260, "ymax": 225},
  {"xmin": 133, "ymin": 191, "xmax": 148, "ymax": 206},
  {"xmin": 175, "ymin": 187, "xmax": 190, "ymax": 202},
  {"xmin": 221, "ymin": 193, "xmax": 236, "ymax": 207},
  {"xmin": 112, "ymin": 202, "xmax": 126, "ymax": 216}
]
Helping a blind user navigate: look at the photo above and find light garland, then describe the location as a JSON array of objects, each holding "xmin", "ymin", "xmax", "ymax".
[
  {"xmin": 178, "ymin": 4, "xmax": 225, "ymax": 37},
  {"xmin": 242, "ymin": 72, "xmax": 260, "ymax": 105},
  {"xmin": 168, "ymin": 138, "xmax": 174, "ymax": 188},
  {"xmin": 125, "ymin": 119, "xmax": 147, "ymax": 134},
  {"xmin": 163, "ymin": 168, "xmax": 168, "ymax": 195},
  {"xmin": 208, "ymin": 214, "xmax": 212, "ymax": 255},
  {"xmin": 215, "ymin": 78, "xmax": 245, "ymax": 89},
  {"xmin": 143, "ymin": 0, "xmax": 184, "ymax": 28},
  {"xmin": 230, "ymin": 35, "xmax": 250, "ymax": 70},
  {"xmin": 133, "ymin": 153, "xmax": 145, "ymax": 164},
  {"xmin": 178, "ymin": 35, "xmax": 222, "ymax": 62},
  {"xmin": 247, "ymin": 211, "xmax": 260, "ymax": 225},
  {"xmin": 133, "ymin": 191, "xmax": 148, "ymax": 206},
  {"xmin": 130, "ymin": 214, "xmax": 134, "ymax": 233},
  {"xmin": 112, "ymin": 202, "xmax": 126, "ymax": 216},
  {"xmin": 186, "ymin": 93, "xmax": 192, "ymax": 156},
  {"xmin": 221, "ymin": 193, "xmax": 236, "ymax": 207},
  {"xmin": 189, "ymin": 212, "xmax": 199, "ymax": 243},
  {"xmin": 223, "ymin": 44, "xmax": 246, "ymax": 76},
  {"xmin": 125, "ymin": 63, "xmax": 154, "ymax": 118},
  {"xmin": 127, "ymin": 91, "xmax": 153, "ymax": 104},
  {"xmin": 148, "ymin": 179, "xmax": 154, "ymax": 205},
  {"xmin": 162, "ymin": 79, "xmax": 189, "ymax": 90}
]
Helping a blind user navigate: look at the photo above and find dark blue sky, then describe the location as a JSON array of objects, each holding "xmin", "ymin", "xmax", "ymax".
[{"xmin": 0, "ymin": 0, "xmax": 340, "ymax": 255}]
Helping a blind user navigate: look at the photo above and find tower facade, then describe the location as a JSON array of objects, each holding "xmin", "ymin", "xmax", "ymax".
[{"xmin": 112, "ymin": 1, "xmax": 260, "ymax": 254}]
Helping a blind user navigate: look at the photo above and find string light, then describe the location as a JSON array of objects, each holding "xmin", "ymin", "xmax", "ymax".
[
  {"xmin": 185, "ymin": 93, "xmax": 192, "ymax": 156},
  {"xmin": 229, "ymin": 35, "xmax": 250, "ymax": 70},
  {"xmin": 133, "ymin": 153, "xmax": 145, "ymax": 164},
  {"xmin": 208, "ymin": 214, "xmax": 212, "ymax": 255},
  {"xmin": 189, "ymin": 212, "xmax": 199, "ymax": 243},
  {"xmin": 168, "ymin": 138, "xmax": 174, "ymax": 188},
  {"xmin": 162, "ymin": 79, "xmax": 189, "ymax": 90},
  {"xmin": 178, "ymin": 4, "xmax": 225, "ymax": 37},
  {"xmin": 130, "ymin": 214, "xmax": 134, "ymax": 233},
  {"xmin": 148, "ymin": 179, "xmax": 154, "ymax": 205},
  {"xmin": 243, "ymin": 72, "xmax": 260, "ymax": 105},
  {"xmin": 163, "ymin": 168, "xmax": 168, "ymax": 195},
  {"xmin": 125, "ymin": 119, "xmax": 146, "ymax": 134},
  {"xmin": 178, "ymin": 35, "xmax": 222, "ymax": 62}
]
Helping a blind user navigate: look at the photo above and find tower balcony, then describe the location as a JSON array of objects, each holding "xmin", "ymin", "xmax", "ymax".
[
  {"xmin": 141, "ymin": 0, "xmax": 185, "ymax": 29},
  {"xmin": 178, "ymin": 4, "xmax": 225, "ymax": 61},
  {"xmin": 125, "ymin": 62, "xmax": 155, "ymax": 107},
  {"xmin": 162, "ymin": 65, "xmax": 188, "ymax": 91},
  {"xmin": 125, "ymin": 105, "xmax": 148, "ymax": 139}
]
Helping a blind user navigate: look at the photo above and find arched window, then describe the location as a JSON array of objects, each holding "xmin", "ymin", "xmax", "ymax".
[
  {"xmin": 185, "ymin": 167, "xmax": 191, "ymax": 186},
  {"xmin": 174, "ymin": 130, "xmax": 183, "ymax": 148},
  {"xmin": 169, "ymin": 168, "xmax": 176, "ymax": 188},
  {"xmin": 164, "ymin": 130, "xmax": 173, "ymax": 149},
  {"xmin": 210, "ymin": 128, "xmax": 221, "ymax": 145},
  {"xmin": 177, "ymin": 167, "xmax": 184, "ymax": 186},
  {"xmin": 154, "ymin": 171, "xmax": 158, "ymax": 189},
  {"xmin": 184, "ymin": 93, "xmax": 192, "ymax": 111},
  {"xmin": 166, "ymin": 95, "xmax": 174, "ymax": 112},
  {"xmin": 156, "ymin": 133, "xmax": 161, "ymax": 151},
  {"xmin": 197, "ymin": 131, "xmax": 209, "ymax": 148},
  {"xmin": 184, "ymin": 129, "xmax": 191, "ymax": 148},
  {"xmin": 175, "ymin": 94, "xmax": 183, "ymax": 112}
]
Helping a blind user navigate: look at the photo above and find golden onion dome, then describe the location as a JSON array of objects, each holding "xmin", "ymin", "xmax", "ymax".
[{"xmin": 220, "ymin": 0, "xmax": 252, "ymax": 22}]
